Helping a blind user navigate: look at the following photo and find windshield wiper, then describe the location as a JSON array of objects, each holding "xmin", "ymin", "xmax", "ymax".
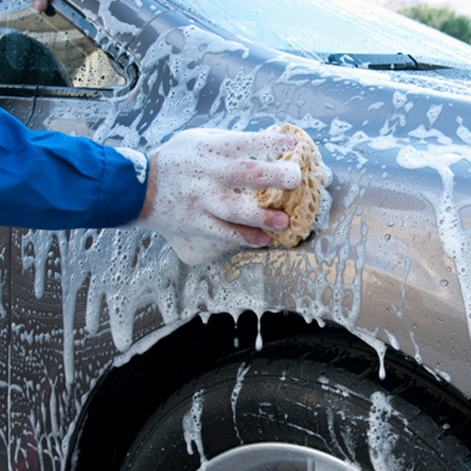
[{"xmin": 327, "ymin": 52, "xmax": 449, "ymax": 70}]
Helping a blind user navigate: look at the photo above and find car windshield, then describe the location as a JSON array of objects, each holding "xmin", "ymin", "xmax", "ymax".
[{"xmin": 168, "ymin": 0, "xmax": 471, "ymax": 66}]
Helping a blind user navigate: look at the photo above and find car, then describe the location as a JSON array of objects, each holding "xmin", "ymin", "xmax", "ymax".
[{"xmin": 0, "ymin": 0, "xmax": 471, "ymax": 469}]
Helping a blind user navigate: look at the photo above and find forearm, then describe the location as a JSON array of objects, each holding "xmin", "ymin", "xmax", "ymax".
[{"xmin": 0, "ymin": 108, "xmax": 147, "ymax": 230}]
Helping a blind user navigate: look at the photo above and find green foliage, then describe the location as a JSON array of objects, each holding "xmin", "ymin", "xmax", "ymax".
[{"xmin": 401, "ymin": 4, "xmax": 471, "ymax": 44}]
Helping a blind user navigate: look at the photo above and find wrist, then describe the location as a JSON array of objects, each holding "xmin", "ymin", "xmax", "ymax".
[{"xmin": 139, "ymin": 153, "xmax": 157, "ymax": 220}]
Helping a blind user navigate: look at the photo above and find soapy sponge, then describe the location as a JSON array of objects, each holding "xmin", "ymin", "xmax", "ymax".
[{"xmin": 257, "ymin": 123, "xmax": 329, "ymax": 247}]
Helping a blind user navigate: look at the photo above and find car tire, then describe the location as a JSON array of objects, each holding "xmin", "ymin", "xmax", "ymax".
[{"xmin": 121, "ymin": 334, "xmax": 471, "ymax": 471}]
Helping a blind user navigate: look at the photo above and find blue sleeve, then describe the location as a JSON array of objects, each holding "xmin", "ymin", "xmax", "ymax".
[{"xmin": 0, "ymin": 108, "xmax": 148, "ymax": 230}]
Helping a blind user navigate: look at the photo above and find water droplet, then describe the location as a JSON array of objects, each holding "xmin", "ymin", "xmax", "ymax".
[
  {"xmin": 255, "ymin": 331, "xmax": 263, "ymax": 351},
  {"xmin": 439, "ymin": 279, "xmax": 449, "ymax": 287},
  {"xmin": 255, "ymin": 317, "xmax": 263, "ymax": 351}
]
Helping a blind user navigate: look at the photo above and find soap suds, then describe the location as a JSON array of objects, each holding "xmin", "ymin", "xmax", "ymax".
[
  {"xmin": 7, "ymin": 0, "xmax": 471, "ymax": 468},
  {"xmin": 137, "ymin": 128, "xmax": 301, "ymax": 265},
  {"xmin": 397, "ymin": 138, "xmax": 471, "ymax": 345},
  {"xmin": 231, "ymin": 363, "xmax": 250, "ymax": 443},
  {"xmin": 367, "ymin": 392, "xmax": 406, "ymax": 471},
  {"xmin": 183, "ymin": 390, "xmax": 207, "ymax": 469}
]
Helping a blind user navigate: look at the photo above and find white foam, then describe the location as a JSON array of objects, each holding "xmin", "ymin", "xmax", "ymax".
[
  {"xmin": 115, "ymin": 148, "xmax": 148, "ymax": 184},
  {"xmin": 231, "ymin": 363, "xmax": 250, "ymax": 443},
  {"xmin": 137, "ymin": 128, "xmax": 302, "ymax": 265},
  {"xmin": 397, "ymin": 139, "xmax": 471, "ymax": 347},
  {"xmin": 367, "ymin": 391, "xmax": 407, "ymax": 471},
  {"xmin": 13, "ymin": 4, "xmax": 471, "ymax": 467},
  {"xmin": 183, "ymin": 390, "xmax": 207, "ymax": 468}
]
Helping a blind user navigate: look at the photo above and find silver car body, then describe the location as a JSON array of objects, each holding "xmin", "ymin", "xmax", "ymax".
[{"xmin": 0, "ymin": 0, "xmax": 470, "ymax": 469}]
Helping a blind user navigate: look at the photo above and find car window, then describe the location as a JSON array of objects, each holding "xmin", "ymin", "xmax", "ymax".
[
  {"xmin": 0, "ymin": 5, "xmax": 125, "ymax": 89},
  {"xmin": 168, "ymin": 0, "xmax": 471, "ymax": 66}
]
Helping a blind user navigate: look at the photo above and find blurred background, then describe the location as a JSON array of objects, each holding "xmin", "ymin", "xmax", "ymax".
[{"xmin": 367, "ymin": 0, "xmax": 471, "ymax": 44}]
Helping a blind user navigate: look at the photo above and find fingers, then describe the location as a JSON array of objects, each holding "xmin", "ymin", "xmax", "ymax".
[
  {"xmin": 169, "ymin": 210, "xmax": 286, "ymax": 264},
  {"xmin": 263, "ymin": 209, "xmax": 290, "ymax": 231},
  {"xmin": 214, "ymin": 159, "xmax": 301, "ymax": 190},
  {"xmin": 142, "ymin": 127, "xmax": 305, "ymax": 265},
  {"xmin": 234, "ymin": 225, "xmax": 272, "ymax": 247},
  {"xmin": 196, "ymin": 128, "xmax": 295, "ymax": 161},
  {"xmin": 232, "ymin": 212, "xmax": 289, "ymax": 248},
  {"xmin": 213, "ymin": 211, "xmax": 287, "ymax": 249},
  {"xmin": 207, "ymin": 193, "xmax": 290, "ymax": 233}
]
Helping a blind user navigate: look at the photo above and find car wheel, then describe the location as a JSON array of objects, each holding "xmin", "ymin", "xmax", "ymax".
[{"xmin": 121, "ymin": 334, "xmax": 471, "ymax": 471}]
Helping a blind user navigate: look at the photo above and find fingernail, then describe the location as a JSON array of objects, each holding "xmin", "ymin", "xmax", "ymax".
[
  {"xmin": 273, "ymin": 213, "xmax": 288, "ymax": 230},
  {"xmin": 281, "ymin": 161, "xmax": 302, "ymax": 189},
  {"xmin": 257, "ymin": 233, "xmax": 272, "ymax": 246}
]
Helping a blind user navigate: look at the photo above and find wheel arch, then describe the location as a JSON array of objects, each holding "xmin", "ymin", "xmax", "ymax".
[{"xmin": 69, "ymin": 310, "xmax": 471, "ymax": 471}]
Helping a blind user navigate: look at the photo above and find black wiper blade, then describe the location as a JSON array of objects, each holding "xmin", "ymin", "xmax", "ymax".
[{"xmin": 327, "ymin": 52, "xmax": 450, "ymax": 70}]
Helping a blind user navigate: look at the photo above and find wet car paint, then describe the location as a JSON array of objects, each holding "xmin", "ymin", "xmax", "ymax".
[{"xmin": 0, "ymin": 0, "xmax": 471, "ymax": 469}]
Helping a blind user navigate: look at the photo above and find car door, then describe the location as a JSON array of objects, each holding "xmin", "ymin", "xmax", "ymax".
[
  {"xmin": 0, "ymin": 225, "xmax": 9, "ymax": 471},
  {"xmin": 0, "ymin": 2, "xmax": 137, "ymax": 469}
]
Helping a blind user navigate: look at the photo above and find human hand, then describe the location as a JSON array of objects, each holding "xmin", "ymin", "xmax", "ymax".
[{"xmin": 138, "ymin": 128, "xmax": 301, "ymax": 265}]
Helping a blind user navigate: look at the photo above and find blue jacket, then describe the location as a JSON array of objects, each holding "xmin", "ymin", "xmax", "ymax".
[{"xmin": 0, "ymin": 108, "xmax": 148, "ymax": 229}]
